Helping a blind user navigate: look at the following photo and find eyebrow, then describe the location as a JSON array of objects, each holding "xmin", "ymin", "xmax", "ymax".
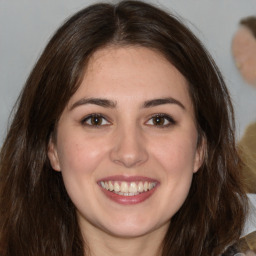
[
  {"xmin": 69, "ymin": 97, "xmax": 185, "ymax": 110},
  {"xmin": 70, "ymin": 98, "xmax": 117, "ymax": 110},
  {"xmin": 143, "ymin": 97, "xmax": 185, "ymax": 110}
]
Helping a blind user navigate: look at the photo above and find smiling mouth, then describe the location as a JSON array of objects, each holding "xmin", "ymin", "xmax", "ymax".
[{"xmin": 99, "ymin": 181, "xmax": 157, "ymax": 196}]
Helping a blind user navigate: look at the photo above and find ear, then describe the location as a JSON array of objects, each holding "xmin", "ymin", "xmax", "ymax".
[
  {"xmin": 47, "ymin": 137, "xmax": 61, "ymax": 172},
  {"xmin": 193, "ymin": 136, "xmax": 206, "ymax": 173}
]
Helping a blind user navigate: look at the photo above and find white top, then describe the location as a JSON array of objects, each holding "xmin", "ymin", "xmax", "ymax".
[{"xmin": 242, "ymin": 194, "xmax": 256, "ymax": 236}]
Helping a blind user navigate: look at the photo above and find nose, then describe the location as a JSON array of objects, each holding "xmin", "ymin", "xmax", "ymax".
[{"xmin": 109, "ymin": 125, "xmax": 149, "ymax": 168}]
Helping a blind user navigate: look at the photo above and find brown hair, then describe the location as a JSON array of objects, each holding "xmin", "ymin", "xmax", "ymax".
[
  {"xmin": 0, "ymin": 1, "xmax": 248, "ymax": 255},
  {"xmin": 238, "ymin": 122, "xmax": 256, "ymax": 194},
  {"xmin": 240, "ymin": 16, "xmax": 256, "ymax": 38}
]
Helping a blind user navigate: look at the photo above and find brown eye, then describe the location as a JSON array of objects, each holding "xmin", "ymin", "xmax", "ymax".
[
  {"xmin": 152, "ymin": 116, "xmax": 165, "ymax": 126},
  {"xmin": 90, "ymin": 116, "xmax": 103, "ymax": 125},
  {"xmin": 82, "ymin": 114, "xmax": 110, "ymax": 126},
  {"xmin": 146, "ymin": 114, "xmax": 176, "ymax": 128}
]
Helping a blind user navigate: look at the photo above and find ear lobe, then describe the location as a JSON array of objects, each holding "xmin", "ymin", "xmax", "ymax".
[
  {"xmin": 47, "ymin": 138, "xmax": 61, "ymax": 172},
  {"xmin": 193, "ymin": 137, "xmax": 206, "ymax": 173}
]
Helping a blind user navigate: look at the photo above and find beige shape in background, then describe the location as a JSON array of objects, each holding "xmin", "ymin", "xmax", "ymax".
[
  {"xmin": 238, "ymin": 122, "xmax": 256, "ymax": 193},
  {"xmin": 232, "ymin": 17, "xmax": 256, "ymax": 87}
]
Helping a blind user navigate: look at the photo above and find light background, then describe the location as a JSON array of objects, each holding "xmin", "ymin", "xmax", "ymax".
[{"xmin": 0, "ymin": 0, "xmax": 256, "ymax": 145}]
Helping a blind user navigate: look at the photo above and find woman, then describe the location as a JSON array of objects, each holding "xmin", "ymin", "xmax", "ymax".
[{"xmin": 0, "ymin": 1, "xmax": 248, "ymax": 255}]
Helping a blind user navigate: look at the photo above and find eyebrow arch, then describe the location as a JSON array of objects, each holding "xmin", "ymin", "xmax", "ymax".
[
  {"xmin": 69, "ymin": 97, "xmax": 117, "ymax": 110},
  {"xmin": 143, "ymin": 97, "xmax": 185, "ymax": 110}
]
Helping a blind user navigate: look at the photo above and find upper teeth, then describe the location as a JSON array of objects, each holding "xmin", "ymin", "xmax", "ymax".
[{"xmin": 100, "ymin": 181, "xmax": 157, "ymax": 195}]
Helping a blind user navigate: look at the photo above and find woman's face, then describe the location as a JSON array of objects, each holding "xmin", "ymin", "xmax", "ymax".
[{"xmin": 48, "ymin": 46, "xmax": 203, "ymax": 239}]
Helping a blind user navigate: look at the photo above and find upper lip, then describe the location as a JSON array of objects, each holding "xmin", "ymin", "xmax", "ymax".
[{"xmin": 97, "ymin": 175, "xmax": 159, "ymax": 183}]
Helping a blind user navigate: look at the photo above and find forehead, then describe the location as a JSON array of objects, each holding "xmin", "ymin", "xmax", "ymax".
[{"xmin": 68, "ymin": 46, "xmax": 193, "ymax": 109}]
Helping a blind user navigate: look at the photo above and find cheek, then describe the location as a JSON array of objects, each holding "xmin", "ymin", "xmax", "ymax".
[
  {"xmin": 150, "ymin": 131, "xmax": 198, "ymax": 175},
  {"xmin": 57, "ymin": 133, "xmax": 108, "ymax": 175},
  {"xmin": 55, "ymin": 135, "xmax": 110, "ymax": 206},
  {"xmin": 149, "ymin": 134, "xmax": 197, "ymax": 219}
]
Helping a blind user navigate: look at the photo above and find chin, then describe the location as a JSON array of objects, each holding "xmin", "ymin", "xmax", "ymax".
[
  {"xmin": 104, "ymin": 224, "xmax": 158, "ymax": 238},
  {"xmin": 100, "ymin": 216, "xmax": 169, "ymax": 239}
]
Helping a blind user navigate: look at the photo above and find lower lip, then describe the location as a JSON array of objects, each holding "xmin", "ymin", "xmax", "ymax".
[{"xmin": 99, "ymin": 186, "xmax": 158, "ymax": 205}]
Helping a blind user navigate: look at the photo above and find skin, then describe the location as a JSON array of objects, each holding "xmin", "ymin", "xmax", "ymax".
[
  {"xmin": 232, "ymin": 26, "xmax": 256, "ymax": 87},
  {"xmin": 48, "ymin": 46, "xmax": 204, "ymax": 256}
]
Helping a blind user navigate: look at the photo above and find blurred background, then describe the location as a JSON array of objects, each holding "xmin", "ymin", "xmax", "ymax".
[{"xmin": 0, "ymin": 0, "xmax": 256, "ymax": 145}]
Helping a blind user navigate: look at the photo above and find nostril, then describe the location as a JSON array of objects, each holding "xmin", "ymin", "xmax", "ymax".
[{"xmin": 110, "ymin": 145, "xmax": 149, "ymax": 168}]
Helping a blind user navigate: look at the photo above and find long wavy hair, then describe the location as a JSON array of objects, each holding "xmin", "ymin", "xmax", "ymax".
[{"xmin": 0, "ymin": 1, "xmax": 248, "ymax": 255}]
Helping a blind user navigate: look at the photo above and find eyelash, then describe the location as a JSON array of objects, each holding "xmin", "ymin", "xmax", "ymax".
[
  {"xmin": 81, "ymin": 114, "xmax": 111, "ymax": 127},
  {"xmin": 81, "ymin": 113, "xmax": 176, "ymax": 128},
  {"xmin": 145, "ymin": 114, "xmax": 176, "ymax": 128}
]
